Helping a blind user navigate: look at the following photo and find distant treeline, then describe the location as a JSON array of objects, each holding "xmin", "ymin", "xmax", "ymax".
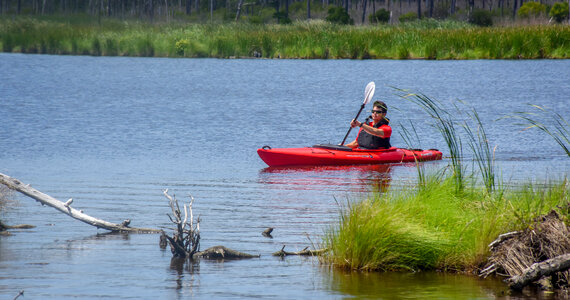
[{"xmin": 0, "ymin": 0, "xmax": 568, "ymax": 24}]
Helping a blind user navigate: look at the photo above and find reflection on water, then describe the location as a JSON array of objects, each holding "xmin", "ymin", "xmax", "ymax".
[
  {"xmin": 259, "ymin": 164, "xmax": 393, "ymax": 193},
  {"xmin": 326, "ymin": 268, "xmax": 510, "ymax": 299}
]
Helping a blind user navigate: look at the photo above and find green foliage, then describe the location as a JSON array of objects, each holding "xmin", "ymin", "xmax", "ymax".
[
  {"xmin": 399, "ymin": 12, "xmax": 417, "ymax": 23},
  {"xmin": 518, "ymin": 1, "xmax": 547, "ymax": 18},
  {"xmin": 248, "ymin": 16, "xmax": 264, "ymax": 24},
  {"xmin": 550, "ymin": 2, "xmax": 569, "ymax": 23},
  {"xmin": 273, "ymin": 11, "xmax": 292, "ymax": 24},
  {"xmin": 175, "ymin": 38, "xmax": 191, "ymax": 55},
  {"xmin": 469, "ymin": 9, "xmax": 493, "ymax": 26},
  {"xmin": 2, "ymin": 17, "xmax": 570, "ymax": 59},
  {"xmin": 369, "ymin": 8, "xmax": 390, "ymax": 24},
  {"xmin": 323, "ymin": 172, "xmax": 569, "ymax": 271},
  {"xmin": 326, "ymin": 6, "xmax": 354, "ymax": 25}
]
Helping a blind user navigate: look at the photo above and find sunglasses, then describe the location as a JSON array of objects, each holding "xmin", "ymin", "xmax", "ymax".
[{"xmin": 371, "ymin": 110, "xmax": 385, "ymax": 114}]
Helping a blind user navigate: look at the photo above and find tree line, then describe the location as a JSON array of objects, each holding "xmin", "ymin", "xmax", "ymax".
[{"xmin": 0, "ymin": 0, "xmax": 568, "ymax": 23}]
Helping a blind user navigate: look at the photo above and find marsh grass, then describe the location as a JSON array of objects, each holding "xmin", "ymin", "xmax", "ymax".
[
  {"xmin": 323, "ymin": 91, "xmax": 569, "ymax": 272},
  {"xmin": 323, "ymin": 174, "xmax": 569, "ymax": 272},
  {"xmin": 398, "ymin": 91, "xmax": 465, "ymax": 193},
  {"xmin": 2, "ymin": 17, "xmax": 570, "ymax": 59}
]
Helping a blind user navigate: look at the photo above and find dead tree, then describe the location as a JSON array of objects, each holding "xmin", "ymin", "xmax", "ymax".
[
  {"xmin": 161, "ymin": 190, "xmax": 259, "ymax": 260},
  {"xmin": 162, "ymin": 189, "xmax": 200, "ymax": 258},
  {"xmin": 0, "ymin": 172, "xmax": 160, "ymax": 233}
]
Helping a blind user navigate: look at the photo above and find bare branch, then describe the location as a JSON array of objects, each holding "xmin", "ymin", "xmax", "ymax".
[{"xmin": 0, "ymin": 173, "xmax": 160, "ymax": 233}]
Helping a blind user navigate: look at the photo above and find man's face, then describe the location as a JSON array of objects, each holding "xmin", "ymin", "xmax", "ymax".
[{"xmin": 371, "ymin": 106, "xmax": 386, "ymax": 121}]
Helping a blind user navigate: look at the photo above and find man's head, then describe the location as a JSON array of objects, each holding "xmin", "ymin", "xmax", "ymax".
[{"xmin": 372, "ymin": 101, "xmax": 387, "ymax": 114}]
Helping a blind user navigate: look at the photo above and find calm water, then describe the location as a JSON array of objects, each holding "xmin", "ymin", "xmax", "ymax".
[{"xmin": 0, "ymin": 53, "xmax": 569, "ymax": 299}]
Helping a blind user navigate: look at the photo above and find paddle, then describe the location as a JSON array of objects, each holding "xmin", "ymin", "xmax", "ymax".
[{"xmin": 340, "ymin": 81, "xmax": 376, "ymax": 145}]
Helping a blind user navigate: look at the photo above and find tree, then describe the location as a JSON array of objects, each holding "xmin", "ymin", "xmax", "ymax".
[
  {"xmin": 369, "ymin": 8, "xmax": 390, "ymax": 23},
  {"xmin": 549, "ymin": 1, "xmax": 569, "ymax": 22},
  {"xmin": 326, "ymin": 6, "xmax": 354, "ymax": 24},
  {"xmin": 518, "ymin": 1, "xmax": 547, "ymax": 18}
]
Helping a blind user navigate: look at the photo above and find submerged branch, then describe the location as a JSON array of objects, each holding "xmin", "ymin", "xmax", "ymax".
[{"xmin": 272, "ymin": 245, "xmax": 328, "ymax": 257}]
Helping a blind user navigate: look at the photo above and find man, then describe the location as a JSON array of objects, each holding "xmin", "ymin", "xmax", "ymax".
[{"xmin": 346, "ymin": 101, "xmax": 392, "ymax": 149}]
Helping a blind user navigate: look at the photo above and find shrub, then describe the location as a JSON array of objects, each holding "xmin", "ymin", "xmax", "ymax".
[
  {"xmin": 326, "ymin": 6, "xmax": 354, "ymax": 25},
  {"xmin": 273, "ymin": 11, "xmax": 292, "ymax": 24},
  {"xmin": 369, "ymin": 8, "xmax": 390, "ymax": 24},
  {"xmin": 398, "ymin": 12, "xmax": 417, "ymax": 23},
  {"xmin": 518, "ymin": 1, "xmax": 547, "ymax": 18},
  {"xmin": 175, "ymin": 39, "xmax": 190, "ymax": 55},
  {"xmin": 550, "ymin": 2, "xmax": 569, "ymax": 23},
  {"xmin": 399, "ymin": 12, "xmax": 417, "ymax": 23},
  {"xmin": 469, "ymin": 9, "xmax": 493, "ymax": 26},
  {"xmin": 248, "ymin": 16, "xmax": 264, "ymax": 24}
]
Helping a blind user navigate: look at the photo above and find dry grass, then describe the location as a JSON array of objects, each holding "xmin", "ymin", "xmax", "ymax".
[{"xmin": 483, "ymin": 207, "xmax": 570, "ymax": 288}]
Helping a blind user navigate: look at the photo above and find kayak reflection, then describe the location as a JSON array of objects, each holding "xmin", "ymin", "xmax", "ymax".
[{"xmin": 259, "ymin": 164, "xmax": 393, "ymax": 193}]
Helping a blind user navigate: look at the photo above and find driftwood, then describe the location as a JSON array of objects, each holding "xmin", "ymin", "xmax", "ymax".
[
  {"xmin": 194, "ymin": 245, "xmax": 259, "ymax": 259},
  {"xmin": 272, "ymin": 245, "xmax": 328, "ymax": 257},
  {"xmin": 508, "ymin": 253, "xmax": 570, "ymax": 291},
  {"xmin": 480, "ymin": 209, "xmax": 570, "ymax": 290},
  {"xmin": 262, "ymin": 227, "xmax": 273, "ymax": 238},
  {"xmin": 0, "ymin": 173, "xmax": 160, "ymax": 233}
]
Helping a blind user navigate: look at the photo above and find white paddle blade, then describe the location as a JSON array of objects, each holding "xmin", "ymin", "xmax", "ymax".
[{"xmin": 363, "ymin": 81, "xmax": 375, "ymax": 105}]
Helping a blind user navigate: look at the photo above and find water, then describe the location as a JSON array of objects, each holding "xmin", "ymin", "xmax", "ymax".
[{"xmin": 0, "ymin": 53, "xmax": 569, "ymax": 299}]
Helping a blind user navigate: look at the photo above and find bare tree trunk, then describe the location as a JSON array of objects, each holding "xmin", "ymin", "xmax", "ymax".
[
  {"xmin": 512, "ymin": 0, "xmax": 517, "ymax": 18},
  {"xmin": 307, "ymin": 0, "xmax": 310, "ymax": 18},
  {"xmin": 0, "ymin": 173, "xmax": 161, "ymax": 233},
  {"xmin": 235, "ymin": 0, "xmax": 243, "ymax": 21},
  {"xmin": 417, "ymin": 0, "xmax": 421, "ymax": 18},
  {"xmin": 361, "ymin": 0, "xmax": 367, "ymax": 23}
]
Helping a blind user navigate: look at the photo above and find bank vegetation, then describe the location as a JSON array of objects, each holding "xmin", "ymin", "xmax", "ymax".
[
  {"xmin": 1, "ymin": 16, "xmax": 570, "ymax": 59},
  {"xmin": 322, "ymin": 93, "xmax": 570, "ymax": 291}
]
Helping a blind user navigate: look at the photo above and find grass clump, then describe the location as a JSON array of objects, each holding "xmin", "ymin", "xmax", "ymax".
[{"xmin": 323, "ymin": 175, "xmax": 569, "ymax": 272}]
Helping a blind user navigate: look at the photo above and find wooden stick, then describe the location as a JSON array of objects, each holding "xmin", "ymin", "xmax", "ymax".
[
  {"xmin": 272, "ymin": 245, "xmax": 328, "ymax": 257},
  {"xmin": 508, "ymin": 253, "xmax": 570, "ymax": 291},
  {"xmin": 0, "ymin": 173, "xmax": 160, "ymax": 233}
]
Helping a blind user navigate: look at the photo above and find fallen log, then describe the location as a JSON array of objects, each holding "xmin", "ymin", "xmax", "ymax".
[
  {"xmin": 0, "ymin": 172, "xmax": 160, "ymax": 233},
  {"xmin": 193, "ymin": 245, "xmax": 259, "ymax": 259},
  {"xmin": 508, "ymin": 253, "xmax": 570, "ymax": 291},
  {"xmin": 272, "ymin": 245, "xmax": 328, "ymax": 257}
]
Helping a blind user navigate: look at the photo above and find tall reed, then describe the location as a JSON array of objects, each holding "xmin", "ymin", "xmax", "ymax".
[
  {"xmin": 398, "ymin": 91, "xmax": 465, "ymax": 193},
  {"xmin": 508, "ymin": 105, "xmax": 570, "ymax": 157},
  {"xmin": 462, "ymin": 108, "xmax": 496, "ymax": 193}
]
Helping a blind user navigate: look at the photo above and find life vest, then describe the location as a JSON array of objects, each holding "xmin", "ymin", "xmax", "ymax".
[{"xmin": 357, "ymin": 118, "xmax": 391, "ymax": 149}]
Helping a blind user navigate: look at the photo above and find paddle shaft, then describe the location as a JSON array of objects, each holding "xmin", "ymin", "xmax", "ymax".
[{"xmin": 340, "ymin": 103, "xmax": 366, "ymax": 145}]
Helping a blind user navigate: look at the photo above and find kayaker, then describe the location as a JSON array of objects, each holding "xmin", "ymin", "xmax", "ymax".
[{"xmin": 346, "ymin": 101, "xmax": 392, "ymax": 149}]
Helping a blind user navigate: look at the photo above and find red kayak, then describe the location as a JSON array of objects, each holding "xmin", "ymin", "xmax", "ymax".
[{"xmin": 257, "ymin": 144, "xmax": 442, "ymax": 167}]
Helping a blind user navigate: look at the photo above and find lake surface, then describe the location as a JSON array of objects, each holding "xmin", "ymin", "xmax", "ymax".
[{"xmin": 0, "ymin": 53, "xmax": 568, "ymax": 299}]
